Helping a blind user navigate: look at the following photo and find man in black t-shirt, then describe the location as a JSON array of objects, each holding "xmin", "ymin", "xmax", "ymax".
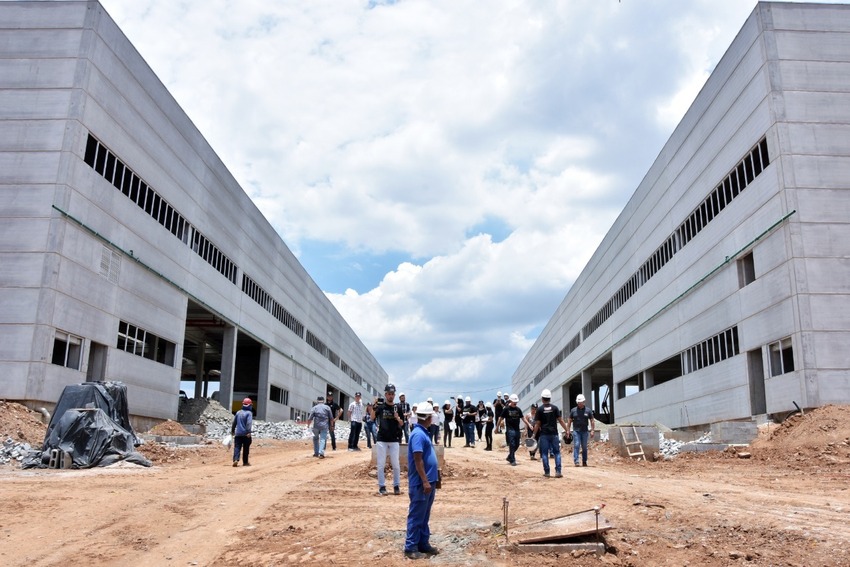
[
  {"xmin": 325, "ymin": 392, "xmax": 342, "ymax": 451},
  {"xmin": 567, "ymin": 393, "xmax": 595, "ymax": 467},
  {"xmin": 496, "ymin": 394, "xmax": 531, "ymax": 466},
  {"xmin": 371, "ymin": 383, "xmax": 404, "ymax": 495},
  {"xmin": 533, "ymin": 389, "xmax": 569, "ymax": 478}
]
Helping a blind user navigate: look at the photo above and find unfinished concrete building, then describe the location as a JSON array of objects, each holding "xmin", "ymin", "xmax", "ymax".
[
  {"xmin": 512, "ymin": 1, "xmax": 850, "ymax": 428},
  {"xmin": 0, "ymin": 0, "xmax": 387, "ymax": 427}
]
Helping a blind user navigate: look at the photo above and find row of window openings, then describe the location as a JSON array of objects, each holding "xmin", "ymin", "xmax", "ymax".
[
  {"xmin": 85, "ymin": 133, "xmax": 373, "ymax": 392},
  {"xmin": 617, "ymin": 332, "xmax": 794, "ymax": 398},
  {"xmin": 51, "ymin": 322, "xmax": 176, "ymax": 371},
  {"xmin": 524, "ymin": 137, "xmax": 769, "ymax": 395}
]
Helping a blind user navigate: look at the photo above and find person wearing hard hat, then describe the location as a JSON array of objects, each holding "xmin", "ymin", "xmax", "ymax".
[
  {"xmin": 231, "ymin": 397, "xmax": 254, "ymax": 467},
  {"xmin": 453, "ymin": 396, "xmax": 464, "ymax": 441},
  {"xmin": 567, "ymin": 394, "xmax": 595, "ymax": 467},
  {"xmin": 403, "ymin": 402, "xmax": 440, "ymax": 560},
  {"xmin": 496, "ymin": 394, "xmax": 531, "ymax": 466},
  {"xmin": 532, "ymin": 389, "xmax": 570, "ymax": 478},
  {"xmin": 493, "ymin": 392, "xmax": 505, "ymax": 434},
  {"xmin": 526, "ymin": 403, "xmax": 539, "ymax": 460},
  {"xmin": 429, "ymin": 401, "xmax": 442, "ymax": 444},
  {"xmin": 483, "ymin": 402, "xmax": 495, "ymax": 451}
]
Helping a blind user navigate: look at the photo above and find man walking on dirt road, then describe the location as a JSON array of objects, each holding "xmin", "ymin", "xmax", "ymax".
[
  {"xmin": 371, "ymin": 383, "xmax": 404, "ymax": 495},
  {"xmin": 308, "ymin": 396, "xmax": 334, "ymax": 458},
  {"xmin": 568, "ymin": 394, "xmax": 595, "ymax": 467},
  {"xmin": 231, "ymin": 397, "xmax": 253, "ymax": 467},
  {"xmin": 404, "ymin": 401, "xmax": 440, "ymax": 560},
  {"xmin": 532, "ymin": 389, "xmax": 569, "ymax": 478}
]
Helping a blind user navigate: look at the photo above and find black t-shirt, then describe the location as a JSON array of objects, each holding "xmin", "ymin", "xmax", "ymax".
[
  {"xmin": 375, "ymin": 402, "xmax": 403, "ymax": 442},
  {"xmin": 570, "ymin": 406, "xmax": 594, "ymax": 432},
  {"xmin": 493, "ymin": 399, "xmax": 504, "ymax": 421},
  {"xmin": 327, "ymin": 401, "xmax": 341, "ymax": 421},
  {"xmin": 462, "ymin": 403, "xmax": 477, "ymax": 424},
  {"xmin": 535, "ymin": 403, "xmax": 561, "ymax": 435},
  {"xmin": 502, "ymin": 405, "xmax": 524, "ymax": 431}
]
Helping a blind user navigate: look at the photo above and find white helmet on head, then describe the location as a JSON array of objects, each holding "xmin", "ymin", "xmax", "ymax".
[
  {"xmin": 576, "ymin": 394, "xmax": 586, "ymax": 403},
  {"xmin": 444, "ymin": 399, "xmax": 451, "ymax": 406},
  {"xmin": 416, "ymin": 402, "xmax": 433, "ymax": 417},
  {"xmin": 497, "ymin": 391, "xmax": 502, "ymax": 397},
  {"xmin": 465, "ymin": 396, "xmax": 471, "ymax": 402},
  {"xmin": 509, "ymin": 394, "xmax": 519, "ymax": 403},
  {"xmin": 541, "ymin": 389, "xmax": 552, "ymax": 399},
  {"xmin": 399, "ymin": 392, "xmax": 405, "ymax": 397}
]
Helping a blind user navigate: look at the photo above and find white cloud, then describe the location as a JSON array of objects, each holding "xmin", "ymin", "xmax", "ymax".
[{"xmin": 102, "ymin": 0, "xmax": 783, "ymax": 403}]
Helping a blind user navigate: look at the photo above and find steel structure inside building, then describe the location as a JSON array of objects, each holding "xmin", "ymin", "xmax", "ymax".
[
  {"xmin": 0, "ymin": 0, "xmax": 387, "ymax": 428},
  {"xmin": 511, "ymin": 2, "xmax": 850, "ymax": 428}
]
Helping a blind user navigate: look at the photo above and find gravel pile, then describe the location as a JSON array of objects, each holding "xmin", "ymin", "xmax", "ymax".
[
  {"xmin": 1, "ymin": 438, "xmax": 33, "ymax": 465},
  {"xmin": 658, "ymin": 431, "xmax": 713, "ymax": 458},
  {"xmin": 196, "ymin": 400, "xmax": 359, "ymax": 443}
]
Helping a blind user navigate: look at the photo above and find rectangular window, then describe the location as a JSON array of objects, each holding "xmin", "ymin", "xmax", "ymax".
[
  {"xmin": 52, "ymin": 330, "xmax": 83, "ymax": 370},
  {"xmin": 769, "ymin": 338, "xmax": 795, "ymax": 377},
  {"xmin": 737, "ymin": 252, "xmax": 756, "ymax": 287}
]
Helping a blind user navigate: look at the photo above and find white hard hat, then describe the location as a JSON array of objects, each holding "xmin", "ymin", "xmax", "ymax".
[
  {"xmin": 457, "ymin": 394, "xmax": 463, "ymax": 400},
  {"xmin": 486, "ymin": 402, "xmax": 492, "ymax": 408},
  {"xmin": 465, "ymin": 396, "xmax": 471, "ymax": 402},
  {"xmin": 444, "ymin": 399, "xmax": 451, "ymax": 406},
  {"xmin": 415, "ymin": 402, "xmax": 433, "ymax": 417},
  {"xmin": 427, "ymin": 397, "xmax": 433, "ymax": 402},
  {"xmin": 399, "ymin": 392, "xmax": 405, "ymax": 397},
  {"xmin": 541, "ymin": 389, "xmax": 552, "ymax": 399},
  {"xmin": 509, "ymin": 394, "xmax": 519, "ymax": 403},
  {"xmin": 576, "ymin": 394, "xmax": 586, "ymax": 403},
  {"xmin": 497, "ymin": 391, "xmax": 502, "ymax": 397}
]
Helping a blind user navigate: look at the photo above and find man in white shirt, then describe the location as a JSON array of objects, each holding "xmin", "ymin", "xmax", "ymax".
[{"xmin": 347, "ymin": 392, "xmax": 365, "ymax": 451}]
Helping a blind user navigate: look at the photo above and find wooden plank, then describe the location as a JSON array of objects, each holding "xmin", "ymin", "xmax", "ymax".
[{"xmin": 510, "ymin": 509, "xmax": 613, "ymax": 543}]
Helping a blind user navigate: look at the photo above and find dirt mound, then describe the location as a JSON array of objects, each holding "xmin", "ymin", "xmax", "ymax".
[
  {"xmin": 753, "ymin": 404, "xmax": 850, "ymax": 449},
  {"xmin": 0, "ymin": 400, "xmax": 47, "ymax": 446},
  {"xmin": 146, "ymin": 419, "xmax": 191, "ymax": 436}
]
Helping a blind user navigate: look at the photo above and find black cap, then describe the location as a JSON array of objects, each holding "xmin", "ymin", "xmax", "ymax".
[
  {"xmin": 355, "ymin": 392, "xmax": 361, "ymax": 396},
  {"xmin": 384, "ymin": 383, "xmax": 396, "ymax": 393},
  {"xmin": 317, "ymin": 395, "xmax": 325, "ymax": 401},
  {"xmin": 531, "ymin": 403, "xmax": 538, "ymax": 408}
]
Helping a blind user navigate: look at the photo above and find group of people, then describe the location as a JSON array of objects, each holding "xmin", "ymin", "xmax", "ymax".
[{"xmin": 230, "ymin": 384, "xmax": 595, "ymax": 560}]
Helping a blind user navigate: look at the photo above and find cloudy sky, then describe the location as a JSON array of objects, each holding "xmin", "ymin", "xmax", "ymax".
[{"xmin": 100, "ymin": 0, "xmax": 828, "ymax": 405}]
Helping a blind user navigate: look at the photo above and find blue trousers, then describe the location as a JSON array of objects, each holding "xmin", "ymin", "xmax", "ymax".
[
  {"xmin": 505, "ymin": 429, "xmax": 520, "ymax": 463},
  {"xmin": 464, "ymin": 422, "xmax": 476, "ymax": 446},
  {"xmin": 312, "ymin": 427, "xmax": 328, "ymax": 456},
  {"xmin": 364, "ymin": 421, "xmax": 376, "ymax": 448},
  {"xmin": 538, "ymin": 433, "xmax": 561, "ymax": 474},
  {"xmin": 232, "ymin": 435, "xmax": 251, "ymax": 464},
  {"xmin": 405, "ymin": 484, "xmax": 436, "ymax": 553},
  {"xmin": 573, "ymin": 430, "xmax": 590, "ymax": 464}
]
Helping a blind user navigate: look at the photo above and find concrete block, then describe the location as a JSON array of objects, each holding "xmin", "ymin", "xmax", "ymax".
[
  {"xmin": 608, "ymin": 426, "xmax": 659, "ymax": 461},
  {"xmin": 710, "ymin": 420, "xmax": 757, "ymax": 444}
]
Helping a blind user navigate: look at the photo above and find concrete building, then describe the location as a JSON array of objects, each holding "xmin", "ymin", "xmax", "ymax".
[
  {"xmin": 511, "ymin": 2, "xmax": 850, "ymax": 429},
  {"xmin": 0, "ymin": 0, "xmax": 387, "ymax": 428}
]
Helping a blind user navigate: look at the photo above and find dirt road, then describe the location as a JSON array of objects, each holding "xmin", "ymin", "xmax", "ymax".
[{"xmin": 1, "ymin": 405, "xmax": 849, "ymax": 566}]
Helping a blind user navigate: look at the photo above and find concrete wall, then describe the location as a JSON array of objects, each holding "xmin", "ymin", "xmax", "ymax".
[
  {"xmin": 512, "ymin": 2, "xmax": 850, "ymax": 429},
  {"xmin": 0, "ymin": 1, "xmax": 387, "ymax": 421}
]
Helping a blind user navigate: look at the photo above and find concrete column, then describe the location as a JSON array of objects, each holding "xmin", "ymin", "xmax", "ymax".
[
  {"xmin": 219, "ymin": 326, "xmax": 238, "ymax": 413},
  {"xmin": 256, "ymin": 346, "xmax": 270, "ymax": 420},
  {"xmin": 581, "ymin": 369, "xmax": 592, "ymax": 406},
  {"xmin": 193, "ymin": 340, "xmax": 205, "ymax": 399},
  {"xmin": 643, "ymin": 369, "xmax": 654, "ymax": 389}
]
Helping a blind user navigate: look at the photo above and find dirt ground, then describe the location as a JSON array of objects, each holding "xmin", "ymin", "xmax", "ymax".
[{"xmin": 1, "ymin": 403, "xmax": 849, "ymax": 566}]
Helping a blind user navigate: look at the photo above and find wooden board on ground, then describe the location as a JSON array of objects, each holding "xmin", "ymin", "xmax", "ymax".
[{"xmin": 510, "ymin": 508, "xmax": 612, "ymax": 543}]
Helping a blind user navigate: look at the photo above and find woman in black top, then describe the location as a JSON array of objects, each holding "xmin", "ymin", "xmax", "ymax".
[
  {"xmin": 476, "ymin": 401, "xmax": 486, "ymax": 441},
  {"xmin": 442, "ymin": 401, "xmax": 454, "ymax": 447},
  {"xmin": 484, "ymin": 402, "xmax": 495, "ymax": 451}
]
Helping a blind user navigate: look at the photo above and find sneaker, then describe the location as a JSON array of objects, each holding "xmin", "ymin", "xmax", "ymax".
[
  {"xmin": 555, "ymin": 472, "xmax": 563, "ymax": 478},
  {"xmin": 575, "ymin": 463, "xmax": 580, "ymax": 467},
  {"xmin": 347, "ymin": 448, "xmax": 354, "ymax": 452},
  {"xmin": 244, "ymin": 462, "xmax": 251, "ymax": 467},
  {"xmin": 313, "ymin": 453, "xmax": 318, "ymax": 457},
  {"xmin": 394, "ymin": 486, "xmax": 401, "ymax": 495},
  {"xmin": 403, "ymin": 550, "xmax": 424, "ymax": 560},
  {"xmin": 318, "ymin": 454, "xmax": 325, "ymax": 459},
  {"xmin": 232, "ymin": 461, "xmax": 238, "ymax": 467},
  {"xmin": 511, "ymin": 462, "xmax": 517, "ymax": 467},
  {"xmin": 544, "ymin": 472, "xmax": 550, "ymax": 478},
  {"xmin": 582, "ymin": 462, "xmax": 587, "ymax": 467},
  {"xmin": 354, "ymin": 447, "xmax": 362, "ymax": 451},
  {"xmin": 420, "ymin": 546, "xmax": 440, "ymax": 555},
  {"xmin": 379, "ymin": 487, "xmax": 388, "ymax": 496}
]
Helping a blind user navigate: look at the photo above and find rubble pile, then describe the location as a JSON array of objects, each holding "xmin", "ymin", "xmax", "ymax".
[
  {"xmin": 1, "ymin": 438, "xmax": 33, "ymax": 465},
  {"xmin": 197, "ymin": 400, "xmax": 359, "ymax": 442},
  {"xmin": 658, "ymin": 432, "xmax": 712, "ymax": 458}
]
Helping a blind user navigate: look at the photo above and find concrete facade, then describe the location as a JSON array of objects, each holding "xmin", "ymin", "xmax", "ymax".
[
  {"xmin": 511, "ymin": 2, "xmax": 850, "ymax": 429},
  {"xmin": 0, "ymin": 1, "xmax": 387, "ymax": 426}
]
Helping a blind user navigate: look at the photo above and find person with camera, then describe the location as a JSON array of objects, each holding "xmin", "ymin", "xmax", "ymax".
[
  {"xmin": 371, "ymin": 383, "xmax": 404, "ymax": 496},
  {"xmin": 403, "ymin": 401, "xmax": 440, "ymax": 560},
  {"xmin": 532, "ymin": 389, "xmax": 569, "ymax": 478},
  {"xmin": 441, "ymin": 400, "xmax": 454, "ymax": 448}
]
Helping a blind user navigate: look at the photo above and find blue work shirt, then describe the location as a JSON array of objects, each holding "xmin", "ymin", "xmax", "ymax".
[{"xmin": 407, "ymin": 422, "xmax": 438, "ymax": 490}]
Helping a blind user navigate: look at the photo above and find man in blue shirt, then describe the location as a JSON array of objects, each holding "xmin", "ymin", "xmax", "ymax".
[
  {"xmin": 404, "ymin": 401, "xmax": 440, "ymax": 560},
  {"xmin": 231, "ymin": 397, "xmax": 253, "ymax": 467}
]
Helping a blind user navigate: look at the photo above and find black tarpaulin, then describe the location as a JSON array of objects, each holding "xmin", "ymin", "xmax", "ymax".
[{"xmin": 21, "ymin": 381, "xmax": 151, "ymax": 469}]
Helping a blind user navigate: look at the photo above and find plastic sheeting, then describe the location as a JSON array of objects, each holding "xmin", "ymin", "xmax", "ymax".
[{"xmin": 21, "ymin": 381, "xmax": 151, "ymax": 469}]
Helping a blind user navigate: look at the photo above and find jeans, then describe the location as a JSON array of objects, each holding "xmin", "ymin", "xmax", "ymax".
[
  {"xmin": 402, "ymin": 422, "xmax": 410, "ymax": 443},
  {"xmin": 348, "ymin": 420, "xmax": 363, "ymax": 449},
  {"xmin": 464, "ymin": 422, "xmax": 476, "ymax": 446},
  {"xmin": 443, "ymin": 423, "xmax": 452, "ymax": 447},
  {"xmin": 485, "ymin": 423, "xmax": 493, "ymax": 450},
  {"xmin": 364, "ymin": 421, "xmax": 376, "ymax": 448},
  {"xmin": 505, "ymin": 429, "xmax": 520, "ymax": 463},
  {"xmin": 312, "ymin": 426, "xmax": 328, "ymax": 456},
  {"xmin": 404, "ymin": 484, "xmax": 436, "ymax": 553},
  {"xmin": 376, "ymin": 441, "xmax": 400, "ymax": 489},
  {"xmin": 429, "ymin": 424, "xmax": 440, "ymax": 443},
  {"xmin": 538, "ymin": 433, "xmax": 562, "ymax": 474},
  {"xmin": 232, "ymin": 435, "xmax": 251, "ymax": 464},
  {"xmin": 573, "ymin": 430, "xmax": 590, "ymax": 464},
  {"xmin": 329, "ymin": 426, "xmax": 336, "ymax": 450}
]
